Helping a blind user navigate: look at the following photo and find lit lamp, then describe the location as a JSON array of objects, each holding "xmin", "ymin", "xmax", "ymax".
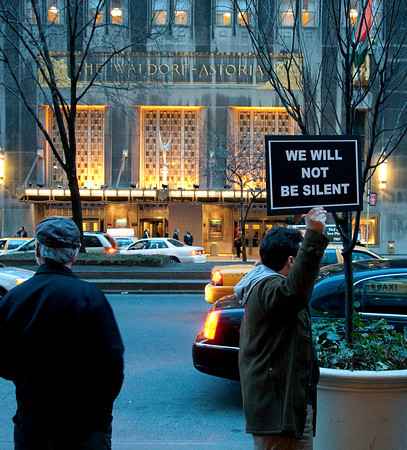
[
  {"xmin": 111, "ymin": 7, "xmax": 123, "ymax": 24},
  {"xmin": 48, "ymin": 5, "xmax": 59, "ymax": 23},
  {"xmin": 378, "ymin": 158, "xmax": 388, "ymax": 189},
  {"xmin": 349, "ymin": 8, "xmax": 358, "ymax": 26}
]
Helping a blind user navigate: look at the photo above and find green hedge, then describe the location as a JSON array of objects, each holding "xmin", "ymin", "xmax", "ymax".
[{"xmin": 0, "ymin": 253, "xmax": 172, "ymax": 266}]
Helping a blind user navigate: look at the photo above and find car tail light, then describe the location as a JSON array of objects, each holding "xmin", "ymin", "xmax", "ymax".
[
  {"xmin": 203, "ymin": 310, "xmax": 220, "ymax": 340},
  {"xmin": 192, "ymin": 249, "xmax": 203, "ymax": 256},
  {"xmin": 105, "ymin": 247, "xmax": 117, "ymax": 255},
  {"xmin": 211, "ymin": 270, "xmax": 223, "ymax": 286}
]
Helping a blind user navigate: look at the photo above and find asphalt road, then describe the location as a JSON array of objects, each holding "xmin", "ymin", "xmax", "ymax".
[{"xmin": 0, "ymin": 293, "xmax": 251, "ymax": 449}]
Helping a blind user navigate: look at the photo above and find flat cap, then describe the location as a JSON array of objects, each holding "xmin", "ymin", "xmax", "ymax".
[{"xmin": 36, "ymin": 216, "xmax": 81, "ymax": 249}]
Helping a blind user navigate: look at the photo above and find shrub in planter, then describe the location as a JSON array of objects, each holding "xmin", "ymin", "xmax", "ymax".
[{"xmin": 312, "ymin": 317, "xmax": 407, "ymax": 450}]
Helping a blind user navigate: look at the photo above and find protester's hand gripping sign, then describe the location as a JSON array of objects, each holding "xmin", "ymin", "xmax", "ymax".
[{"xmin": 265, "ymin": 136, "xmax": 362, "ymax": 215}]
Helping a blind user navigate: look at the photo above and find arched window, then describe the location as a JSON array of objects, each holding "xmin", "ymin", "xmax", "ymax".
[
  {"xmin": 89, "ymin": 0, "xmax": 105, "ymax": 24},
  {"xmin": 110, "ymin": 0, "xmax": 125, "ymax": 25},
  {"xmin": 174, "ymin": 0, "xmax": 190, "ymax": 26},
  {"xmin": 216, "ymin": 0, "xmax": 233, "ymax": 27},
  {"xmin": 47, "ymin": 0, "xmax": 64, "ymax": 24},
  {"xmin": 237, "ymin": 0, "xmax": 253, "ymax": 26},
  {"xmin": 152, "ymin": 0, "xmax": 169, "ymax": 26}
]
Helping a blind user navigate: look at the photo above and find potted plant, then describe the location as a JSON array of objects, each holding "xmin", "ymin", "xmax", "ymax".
[{"xmin": 313, "ymin": 317, "xmax": 407, "ymax": 450}]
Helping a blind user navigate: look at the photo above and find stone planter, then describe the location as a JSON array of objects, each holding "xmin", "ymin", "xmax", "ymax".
[{"xmin": 315, "ymin": 368, "xmax": 407, "ymax": 450}]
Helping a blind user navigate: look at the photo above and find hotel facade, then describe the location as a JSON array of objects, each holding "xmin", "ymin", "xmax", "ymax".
[{"xmin": 0, "ymin": 0, "xmax": 405, "ymax": 254}]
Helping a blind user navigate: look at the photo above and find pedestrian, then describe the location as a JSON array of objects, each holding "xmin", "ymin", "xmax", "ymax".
[
  {"xmin": 143, "ymin": 229, "xmax": 150, "ymax": 239},
  {"xmin": 234, "ymin": 235, "xmax": 242, "ymax": 259},
  {"xmin": 172, "ymin": 228, "xmax": 180, "ymax": 241},
  {"xmin": 184, "ymin": 231, "xmax": 193, "ymax": 246},
  {"xmin": 16, "ymin": 226, "xmax": 28, "ymax": 237},
  {"xmin": 237, "ymin": 207, "xmax": 328, "ymax": 450},
  {"xmin": 0, "ymin": 217, "xmax": 124, "ymax": 450}
]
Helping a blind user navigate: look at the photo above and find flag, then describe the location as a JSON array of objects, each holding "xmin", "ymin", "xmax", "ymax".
[{"xmin": 353, "ymin": 0, "xmax": 374, "ymax": 69}]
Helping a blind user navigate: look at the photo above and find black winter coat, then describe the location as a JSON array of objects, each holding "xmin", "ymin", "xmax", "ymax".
[{"xmin": 0, "ymin": 262, "xmax": 124, "ymax": 434}]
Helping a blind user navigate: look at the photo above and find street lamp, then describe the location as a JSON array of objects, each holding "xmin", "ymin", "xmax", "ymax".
[{"xmin": 0, "ymin": 150, "xmax": 5, "ymax": 185}]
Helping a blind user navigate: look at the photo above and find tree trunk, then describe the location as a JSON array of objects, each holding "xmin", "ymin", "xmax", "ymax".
[
  {"xmin": 67, "ymin": 171, "xmax": 85, "ymax": 252},
  {"xmin": 240, "ymin": 188, "xmax": 247, "ymax": 262}
]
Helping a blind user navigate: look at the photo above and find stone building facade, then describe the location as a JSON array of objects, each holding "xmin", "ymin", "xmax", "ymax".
[{"xmin": 0, "ymin": 0, "xmax": 406, "ymax": 254}]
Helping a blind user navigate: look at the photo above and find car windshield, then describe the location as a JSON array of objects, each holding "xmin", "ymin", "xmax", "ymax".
[
  {"xmin": 8, "ymin": 240, "xmax": 25, "ymax": 250},
  {"xmin": 168, "ymin": 239, "xmax": 184, "ymax": 247}
]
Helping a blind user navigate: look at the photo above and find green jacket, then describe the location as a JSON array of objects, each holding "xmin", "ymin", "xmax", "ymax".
[{"xmin": 238, "ymin": 230, "xmax": 328, "ymax": 437}]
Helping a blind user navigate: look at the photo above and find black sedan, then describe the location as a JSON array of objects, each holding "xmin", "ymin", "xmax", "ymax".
[{"xmin": 193, "ymin": 259, "xmax": 407, "ymax": 381}]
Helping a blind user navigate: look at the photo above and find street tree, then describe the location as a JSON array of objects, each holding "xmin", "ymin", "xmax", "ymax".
[
  {"xmin": 235, "ymin": 0, "xmax": 407, "ymax": 341},
  {"xmin": 225, "ymin": 136, "xmax": 265, "ymax": 261},
  {"xmin": 0, "ymin": 0, "xmax": 170, "ymax": 245}
]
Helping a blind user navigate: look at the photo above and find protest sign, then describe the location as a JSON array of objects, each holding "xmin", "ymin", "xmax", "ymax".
[{"xmin": 265, "ymin": 136, "xmax": 362, "ymax": 215}]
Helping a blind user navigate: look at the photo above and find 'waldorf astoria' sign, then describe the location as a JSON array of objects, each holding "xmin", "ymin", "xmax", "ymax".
[
  {"xmin": 39, "ymin": 53, "xmax": 301, "ymax": 88},
  {"xmin": 265, "ymin": 136, "xmax": 362, "ymax": 215}
]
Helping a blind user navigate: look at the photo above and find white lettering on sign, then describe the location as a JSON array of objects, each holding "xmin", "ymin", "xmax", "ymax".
[
  {"xmin": 301, "ymin": 167, "xmax": 329, "ymax": 179},
  {"xmin": 285, "ymin": 150, "xmax": 307, "ymax": 161},
  {"xmin": 302, "ymin": 183, "xmax": 350, "ymax": 196},
  {"xmin": 310, "ymin": 149, "xmax": 343, "ymax": 161},
  {"xmin": 281, "ymin": 185, "xmax": 299, "ymax": 197}
]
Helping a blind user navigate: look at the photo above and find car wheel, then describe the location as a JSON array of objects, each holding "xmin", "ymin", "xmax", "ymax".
[
  {"xmin": 170, "ymin": 256, "xmax": 181, "ymax": 263},
  {"xmin": 0, "ymin": 286, "xmax": 8, "ymax": 300}
]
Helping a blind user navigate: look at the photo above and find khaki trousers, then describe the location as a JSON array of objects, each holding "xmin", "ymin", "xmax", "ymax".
[{"xmin": 253, "ymin": 406, "xmax": 313, "ymax": 450}]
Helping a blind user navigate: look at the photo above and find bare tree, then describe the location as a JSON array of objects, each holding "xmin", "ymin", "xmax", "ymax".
[
  {"xmin": 0, "ymin": 0, "xmax": 170, "ymax": 246},
  {"xmin": 235, "ymin": 0, "xmax": 407, "ymax": 342},
  {"xmin": 225, "ymin": 136, "xmax": 265, "ymax": 262}
]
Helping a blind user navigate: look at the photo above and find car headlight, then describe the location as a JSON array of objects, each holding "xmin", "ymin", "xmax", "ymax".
[{"xmin": 16, "ymin": 278, "xmax": 26, "ymax": 286}]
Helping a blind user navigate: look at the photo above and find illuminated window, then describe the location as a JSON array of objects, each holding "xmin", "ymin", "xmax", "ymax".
[
  {"xmin": 152, "ymin": 0, "xmax": 168, "ymax": 25},
  {"xmin": 280, "ymin": 0, "xmax": 295, "ymax": 27},
  {"xmin": 110, "ymin": 0, "xmax": 124, "ymax": 25},
  {"xmin": 47, "ymin": 0, "xmax": 63, "ymax": 24},
  {"xmin": 302, "ymin": 0, "xmax": 318, "ymax": 27},
  {"xmin": 141, "ymin": 108, "xmax": 200, "ymax": 190},
  {"xmin": 216, "ymin": 0, "xmax": 232, "ymax": 27},
  {"xmin": 174, "ymin": 0, "xmax": 190, "ymax": 26},
  {"xmin": 234, "ymin": 108, "xmax": 298, "ymax": 187},
  {"xmin": 237, "ymin": 0, "xmax": 252, "ymax": 26},
  {"xmin": 89, "ymin": 0, "xmax": 105, "ymax": 24},
  {"xmin": 48, "ymin": 108, "xmax": 106, "ymax": 189},
  {"xmin": 354, "ymin": 216, "xmax": 379, "ymax": 245}
]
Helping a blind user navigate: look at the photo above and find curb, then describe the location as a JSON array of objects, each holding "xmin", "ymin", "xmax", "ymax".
[{"xmin": 87, "ymin": 279, "xmax": 208, "ymax": 293}]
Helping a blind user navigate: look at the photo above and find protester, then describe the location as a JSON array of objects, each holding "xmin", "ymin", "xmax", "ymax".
[
  {"xmin": 16, "ymin": 226, "xmax": 28, "ymax": 237},
  {"xmin": 143, "ymin": 229, "xmax": 150, "ymax": 239},
  {"xmin": 0, "ymin": 217, "xmax": 124, "ymax": 450},
  {"xmin": 172, "ymin": 228, "xmax": 180, "ymax": 240},
  {"xmin": 237, "ymin": 207, "xmax": 328, "ymax": 450},
  {"xmin": 184, "ymin": 231, "xmax": 193, "ymax": 246}
]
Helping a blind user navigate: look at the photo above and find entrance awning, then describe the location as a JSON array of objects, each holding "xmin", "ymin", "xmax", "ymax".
[{"xmin": 20, "ymin": 188, "xmax": 267, "ymax": 203}]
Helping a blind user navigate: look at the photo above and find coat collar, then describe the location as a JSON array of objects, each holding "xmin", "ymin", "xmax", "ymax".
[{"xmin": 35, "ymin": 261, "xmax": 77, "ymax": 278}]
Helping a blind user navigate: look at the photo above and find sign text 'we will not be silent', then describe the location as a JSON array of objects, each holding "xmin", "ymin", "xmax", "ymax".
[{"xmin": 265, "ymin": 136, "xmax": 362, "ymax": 215}]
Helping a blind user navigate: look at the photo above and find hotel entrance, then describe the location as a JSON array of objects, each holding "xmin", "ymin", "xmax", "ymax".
[{"xmin": 140, "ymin": 219, "xmax": 167, "ymax": 238}]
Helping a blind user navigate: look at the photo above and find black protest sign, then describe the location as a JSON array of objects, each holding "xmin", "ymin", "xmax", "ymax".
[{"xmin": 265, "ymin": 136, "xmax": 362, "ymax": 215}]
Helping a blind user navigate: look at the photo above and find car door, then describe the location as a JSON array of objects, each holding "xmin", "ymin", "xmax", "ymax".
[
  {"xmin": 354, "ymin": 274, "xmax": 407, "ymax": 331},
  {"xmin": 148, "ymin": 240, "xmax": 169, "ymax": 256},
  {"xmin": 125, "ymin": 240, "xmax": 149, "ymax": 255}
]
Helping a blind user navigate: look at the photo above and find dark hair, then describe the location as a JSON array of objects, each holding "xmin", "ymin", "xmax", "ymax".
[{"xmin": 260, "ymin": 227, "xmax": 304, "ymax": 271}]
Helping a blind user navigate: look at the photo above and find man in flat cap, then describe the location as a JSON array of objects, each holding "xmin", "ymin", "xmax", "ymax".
[{"xmin": 0, "ymin": 217, "xmax": 124, "ymax": 450}]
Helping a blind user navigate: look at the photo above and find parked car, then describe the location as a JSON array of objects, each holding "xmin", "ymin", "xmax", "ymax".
[
  {"xmin": 205, "ymin": 245, "xmax": 382, "ymax": 303},
  {"xmin": 83, "ymin": 232, "xmax": 118, "ymax": 255},
  {"xmin": 0, "ymin": 265, "xmax": 34, "ymax": 298},
  {"xmin": 193, "ymin": 259, "xmax": 407, "ymax": 381},
  {"xmin": 0, "ymin": 238, "xmax": 33, "ymax": 255},
  {"xmin": 120, "ymin": 238, "xmax": 207, "ymax": 263}
]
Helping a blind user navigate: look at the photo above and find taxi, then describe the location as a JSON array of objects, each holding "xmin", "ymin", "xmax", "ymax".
[{"xmin": 204, "ymin": 245, "xmax": 381, "ymax": 304}]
